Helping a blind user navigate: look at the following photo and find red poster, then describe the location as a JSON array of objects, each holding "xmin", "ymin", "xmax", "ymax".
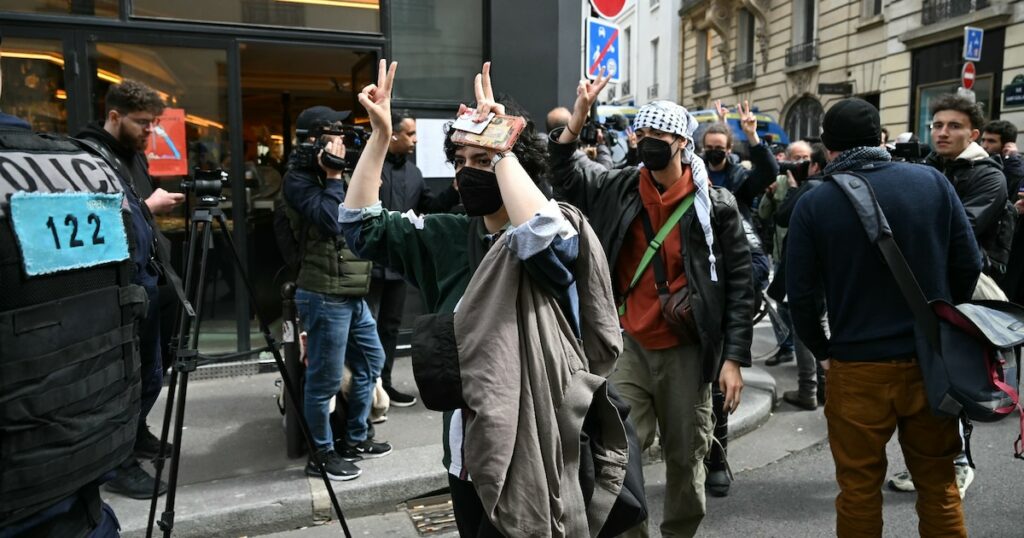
[{"xmin": 147, "ymin": 107, "xmax": 188, "ymax": 177}]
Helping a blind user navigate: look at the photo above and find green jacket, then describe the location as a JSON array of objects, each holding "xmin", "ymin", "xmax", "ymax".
[{"xmin": 282, "ymin": 167, "xmax": 371, "ymax": 296}]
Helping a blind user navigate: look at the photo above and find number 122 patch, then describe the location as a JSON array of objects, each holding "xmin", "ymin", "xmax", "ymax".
[{"xmin": 9, "ymin": 192, "xmax": 130, "ymax": 276}]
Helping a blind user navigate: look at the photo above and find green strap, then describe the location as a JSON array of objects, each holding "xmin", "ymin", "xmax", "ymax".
[{"xmin": 618, "ymin": 193, "xmax": 695, "ymax": 316}]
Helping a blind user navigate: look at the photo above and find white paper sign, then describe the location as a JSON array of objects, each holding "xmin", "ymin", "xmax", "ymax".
[{"xmin": 415, "ymin": 118, "xmax": 456, "ymax": 179}]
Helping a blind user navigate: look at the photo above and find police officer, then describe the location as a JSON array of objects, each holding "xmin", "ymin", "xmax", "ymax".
[{"xmin": 0, "ymin": 35, "xmax": 146, "ymax": 536}]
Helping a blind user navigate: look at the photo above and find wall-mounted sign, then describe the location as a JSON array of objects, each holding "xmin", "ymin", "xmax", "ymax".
[
  {"xmin": 1005, "ymin": 81, "xmax": 1024, "ymax": 108},
  {"xmin": 147, "ymin": 107, "xmax": 188, "ymax": 177},
  {"xmin": 818, "ymin": 82, "xmax": 853, "ymax": 95}
]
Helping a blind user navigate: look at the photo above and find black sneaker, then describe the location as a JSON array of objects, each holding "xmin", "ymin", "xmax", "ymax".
[
  {"xmin": 385, "ymin": 386, "xmax": 418, "ymax": 408},
  {"xmin": 766, "ymin": 349, "xmax": 795, "ymax": 366},
  {"xmin": 341, "ymin": 439, "xmax": 393, "ymax": 460},
  {"xmin": 305, "ymin": 450, "xmax": 361, "ymax": 482},
  {"xmin": 105, "ymin": 459, "xmax": 167, "ymax": 499},
  {"xmin": 134, "ymin": 425, "xmax": 173, "ymax": 460}
]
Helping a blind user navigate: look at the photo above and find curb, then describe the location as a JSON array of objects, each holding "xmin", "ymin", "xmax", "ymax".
[{"xmin": 118, "ymin": 369, "xmax": 776, "ymax": 537}]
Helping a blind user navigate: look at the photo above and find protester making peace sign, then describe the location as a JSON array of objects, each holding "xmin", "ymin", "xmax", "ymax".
[{"xmin": 341, "ymin": 61, "xmax": 629, "ymax": 537}]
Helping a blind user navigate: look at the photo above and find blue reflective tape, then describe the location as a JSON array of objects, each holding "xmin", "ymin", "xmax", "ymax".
[{"xmin": 9, "ymin": 192, "xmax": 130, "ymax": 276}]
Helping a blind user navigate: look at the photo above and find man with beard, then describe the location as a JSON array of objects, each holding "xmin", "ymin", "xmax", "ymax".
[{"xmin": 77, "ymin": 80, "xmax": 183, "ymax": 499}]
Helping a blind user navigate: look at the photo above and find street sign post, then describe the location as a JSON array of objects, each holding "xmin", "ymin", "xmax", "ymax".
[
  {"xmin": 962, "ymin": 61, "xmax": 976, "ymax": 90},
  {"xmin": 590, "ymin": 0, "xmax": 627, "ymax": 19},
  {"xmin": 964, "ymin": 26, "xmax": 984, "ymax": 61},
  {"xmin": 585, "ymin": 18, "xmax": 621, "ymax": 82}
]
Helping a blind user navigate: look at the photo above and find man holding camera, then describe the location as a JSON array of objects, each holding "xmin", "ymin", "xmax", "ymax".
[
  {"xmin": 370, "ymin": 110, "xmax": 460, "ymax": 409},
  {"xmin": 282, "ymin": 106, "xmax": 391, "ymax": 482},
  {"xmin": 77, "ymin": 80, "xmax": 185, "ymax": 499}
]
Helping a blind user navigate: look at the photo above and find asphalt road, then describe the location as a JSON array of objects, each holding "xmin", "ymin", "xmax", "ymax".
[{"xmin": 259, "ymin": 418, "xmax": 1023, "ymax": 538}]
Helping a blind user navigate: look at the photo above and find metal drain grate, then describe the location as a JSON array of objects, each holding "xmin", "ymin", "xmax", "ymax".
[{"xmin": 405, "ymin": 493, "xmax": 457, "ymax": 536}]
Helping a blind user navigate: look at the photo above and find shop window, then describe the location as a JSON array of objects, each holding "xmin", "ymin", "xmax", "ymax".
[
  {"xmin": 390, "ymin": 0, "xmax": 482, "ymax": 102},
  {"xmin": 916, "ymin": 77, "xmax": 994, "ymax": 143},
  {"xmin": 785, "ymin": 96, "xmax": 824, "ymax": 141},
  {"xmin": 0, "ymin": 37, "xmax": 68, "ymax": 132},
  {"xmin": 0, "ymin": 0, "xmax": 117, "ymax": 17},
  {"xmin": 130, "ymin": 0, "xmax": 381, "ymax": 33}
]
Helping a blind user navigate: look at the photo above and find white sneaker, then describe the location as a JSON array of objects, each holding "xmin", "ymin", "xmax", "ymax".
[
  {"xmin": 887, "ymin": 470, "xmax": 915, "ymax": 492},
  {"xmin": 955, "ymin": 464, "xmax": 975, "ymax": 499}
]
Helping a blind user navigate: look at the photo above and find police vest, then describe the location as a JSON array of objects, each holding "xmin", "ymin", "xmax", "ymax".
[{"xmin": 0, "ymin": 127, "xmax": 146, "ymax": 528}]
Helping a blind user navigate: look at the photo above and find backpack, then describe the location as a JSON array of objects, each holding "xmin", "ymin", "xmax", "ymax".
[{"xmin": 981, "ymin": 200, "xmax": 1017, "ymax": 275}]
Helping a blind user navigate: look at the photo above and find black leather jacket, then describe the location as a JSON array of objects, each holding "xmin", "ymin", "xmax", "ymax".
[{"xmin": 548, "ymin": 129, "xmax": 754, "ymax": 381}]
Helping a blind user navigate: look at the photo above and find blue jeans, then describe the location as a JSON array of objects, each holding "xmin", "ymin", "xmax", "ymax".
[{"xmin": 295, "ymin": 288, "xmax": 385, "ymax": 450}]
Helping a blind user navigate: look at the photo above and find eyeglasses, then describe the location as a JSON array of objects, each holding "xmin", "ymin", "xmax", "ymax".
[
  {"xmin": 122, "ymin": 114, "xmax": 160, "ymax": 128},
  {"xmin": 929, "ymin": 121, "xmax": 966, "ymax": 132}
]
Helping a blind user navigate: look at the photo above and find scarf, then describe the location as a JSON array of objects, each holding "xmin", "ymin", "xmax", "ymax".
[{"xmin": 824, "ymin": 146, "xmax": 892, "ymax": 175}]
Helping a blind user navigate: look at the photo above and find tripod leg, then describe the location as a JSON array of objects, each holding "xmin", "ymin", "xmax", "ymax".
[
  {"xmin": 147, "ymin": 214, "xmax": 216, "ymax": 538},
  {"xmin": 212, "ymin": 213, "xmax": 352, "ymax": 538}
]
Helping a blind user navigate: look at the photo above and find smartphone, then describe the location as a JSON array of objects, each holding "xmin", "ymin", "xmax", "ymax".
[{"xmin": 450, "ymin": 114, "xmax": 526, "ymax": 153}]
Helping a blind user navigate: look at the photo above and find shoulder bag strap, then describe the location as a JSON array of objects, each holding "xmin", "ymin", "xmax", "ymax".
[
  {"xmin": 617, "ymin": 193, "xmax": 694, "ymax": 316},
  {"xmin": 827, "ymin": 172, "xmax": 939, "ymax": 346}
]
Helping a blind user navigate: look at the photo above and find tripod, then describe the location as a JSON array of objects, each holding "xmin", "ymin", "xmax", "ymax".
[{"xmin": 145, "ymin": 200, "xmax": 351, "ymax": 537}]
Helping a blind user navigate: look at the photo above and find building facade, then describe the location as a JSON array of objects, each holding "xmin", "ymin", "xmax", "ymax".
[
  {"xmin": 0, "ymin": 0, "xmax": 582, "ymax": 348},
  {"xmin": 678, "ymin": 0, "xmax": 1024, "ymax": 144}
]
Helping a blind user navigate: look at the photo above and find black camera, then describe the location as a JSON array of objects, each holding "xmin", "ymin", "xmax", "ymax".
[
  {"xmin": 579, "ymin": 103, "xmax": 620, "ymax": 147},
  {"xmin": 292, "ymin": 124, "xmax": 372, "ymax": 173},
  {"xmin": 888, "ymin": 142, "xmax": 930, "ymax": 163},
  {"xmin": 778, "ymin": 160, "xmax": 811, "ymax": 184},
  {"xmin": 181, "ymin": 169, "xmax": 228, "ymax": 207},
  {"xmin": 340, "ymin": 125, "xmax": 371, "ymax": 171}
]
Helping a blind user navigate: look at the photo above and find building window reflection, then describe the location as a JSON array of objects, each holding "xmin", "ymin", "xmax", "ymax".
[
  {"xmin": 130, "ymin": 0, "xmax": 380, "ymax": 33},
  {"xmin": 0, "ymin": 37, "xmax": 68, "ymax": 132}
]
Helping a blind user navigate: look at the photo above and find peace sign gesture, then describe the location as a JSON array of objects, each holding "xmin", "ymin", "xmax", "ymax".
[
  {"xmin": 714, "ymin": 99, "xmax": 730, "ymax": 123},
  {"xmin": 357, "ymin": 59, "xmax": 398, "ymax": 135},
  {"xmin": 573, "ymin": 68, "xmax": 612, "ymax": 124},
  {"xmin": 738, "ymin": 100, "xmax": 760, "ymax": 144},
  {"xmin": 458, "ymin": 62, "xmax": 506, "ymax": 122}
]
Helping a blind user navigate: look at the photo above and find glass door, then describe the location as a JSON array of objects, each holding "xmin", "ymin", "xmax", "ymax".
[{"xmin": 0, "ymin": 32, "xmax": 75, "ymax": 132}]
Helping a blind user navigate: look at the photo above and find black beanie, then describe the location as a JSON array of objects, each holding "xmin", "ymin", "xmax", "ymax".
[{"xmin": 820, "ymin": 98, "xmax": 881, "ymax": 152}]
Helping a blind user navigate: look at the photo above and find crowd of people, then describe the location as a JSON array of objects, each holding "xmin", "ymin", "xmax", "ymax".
[{"xmin": 3, "ymin": 38, "xmax": 1023, "ymax": 536}]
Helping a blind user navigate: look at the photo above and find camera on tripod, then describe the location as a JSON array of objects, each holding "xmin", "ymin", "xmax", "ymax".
[
  {"xmin": 180, "ymin": 169, "xmax": 228, "ymax": 207},
  {"xmin": 778, "ymin": 160, "xmax": 811, "ymax": 184}
]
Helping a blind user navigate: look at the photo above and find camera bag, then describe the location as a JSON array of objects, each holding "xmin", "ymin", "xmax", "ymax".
[{"xmin": 829, "ymin": 172, "xmax": 1024, "ymax": 463}]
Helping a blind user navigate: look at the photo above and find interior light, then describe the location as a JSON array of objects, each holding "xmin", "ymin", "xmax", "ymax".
[{"xmin": 277, "ymin": 0, "xmax": 379, "ymax": 9}]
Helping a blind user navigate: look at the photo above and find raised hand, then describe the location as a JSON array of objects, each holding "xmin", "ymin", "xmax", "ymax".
[
  {"xmin": 357, "ymin": 59, "xmax": 398, "ymax": 136},
  {"xmin": 467, "ymin": 62, "xmax": 506, "ymax": 121},
  {"xmin": 738, "ymin": 100, "xmax": 760, "ymax": 145},
  {"xmin": 573, "ymin": 68, "xmax": 612, "ymax": 122},
  {"xmin": 714, "ymin": 99, "xmax": 730, "ymax": 122}
]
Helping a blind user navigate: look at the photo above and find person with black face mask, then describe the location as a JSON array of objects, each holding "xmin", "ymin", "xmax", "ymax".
[
  {"xmin": 342, "ymin": 61, "xmax": 625, "ymax": 537},
  {"xmin": 702, "ymin": 100, "xmax": 780, "ymax": 219},
  {"xmin": 549, "ymin": 85, "xmax": 754, "ymax": 535}
]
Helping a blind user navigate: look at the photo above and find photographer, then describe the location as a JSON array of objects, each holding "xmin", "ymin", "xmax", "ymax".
[
  {"xmin": 76, "ymin": 80, "xmax": 184, "ymax": 500},
  {"xmin": 703, "ymin": 100, "xmax": 780, "ymax": 218},
  {"xmin": 1, "ymin": 57, "xmax": 141, "ymax": 535},
  {"xmin": 282, "ymin": 106, "xmax": 391, "ymax": 482},
  {"xmin": 546, "ymin": 105, "xmax": 614, "ymax": 170}
]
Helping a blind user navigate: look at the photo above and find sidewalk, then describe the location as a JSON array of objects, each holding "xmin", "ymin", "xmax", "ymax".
[{"xmin": 107, "ymin": 321, "xmax": 784, "ymax": 538}]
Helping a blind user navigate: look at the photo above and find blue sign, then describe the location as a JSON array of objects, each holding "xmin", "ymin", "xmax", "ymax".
[
  {"xmin": 964, "ymin": 26, "xmax": 983, "ymax": 62},
  {"xmin": 9, "ymin": 192, "xmax": 129, "ymax": 276},
  {"xmin": 586, "ymin": 18, "xmax": 620, "ymax": 82}
]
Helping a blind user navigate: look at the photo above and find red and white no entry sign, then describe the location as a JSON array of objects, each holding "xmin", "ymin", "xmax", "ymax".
[
  {"xmin": 590, "ymin": 0, "xmax": 627, "ymax": 19},
  {"xmin": 962, "ymin": 61, "xmax": 976, "ymax": 90}
]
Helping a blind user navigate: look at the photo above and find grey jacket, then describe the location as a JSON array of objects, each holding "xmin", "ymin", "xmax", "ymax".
[{"xmin": 455, "ymin": 204, "xmax": 626, "ymax": 537}]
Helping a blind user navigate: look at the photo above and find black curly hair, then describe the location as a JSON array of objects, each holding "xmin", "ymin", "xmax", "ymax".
[
  {"xmin": 443, "ymin": 94, "xmax": 549, "ymax": 186},
  {"xmin": 105, "ymin": 79, "xmax": 165, "ymax": 116}
]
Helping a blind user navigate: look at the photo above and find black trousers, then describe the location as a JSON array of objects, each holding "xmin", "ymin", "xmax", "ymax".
[
  {"xmin": 366, "ymin": 277, "xmax": 407, "ymax": 389},
  {"xmin": 448, "ymin": 474, "xmax": 504, "ymax": 537}
]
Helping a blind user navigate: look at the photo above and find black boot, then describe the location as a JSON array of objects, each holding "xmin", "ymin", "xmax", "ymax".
[{"xmin": 705, "ymin": 385, "xmax": 732, "ymax": 497}]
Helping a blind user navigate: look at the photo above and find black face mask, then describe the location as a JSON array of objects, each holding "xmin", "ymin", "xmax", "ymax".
[
  {"xmin": 456, "ymin": 167, "xmax": 503, "ymax": 216},
  {"xmin": 704, "ymin": 149, "xmax": 727, "ymax": 166},
  {"xmin": 638, "ymin": 137, "xmax": 679, "ymax": 171}
]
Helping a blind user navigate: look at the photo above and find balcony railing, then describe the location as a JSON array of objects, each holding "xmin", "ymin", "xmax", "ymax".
[
  {"xmin": 647, "ymin": 83, "xmax": 659, "ymax": 98},
  {"xmin": 922, "ymin": 0, "xmax": 990, "ymax": 25},
  {"xmin": 785, "ymin": 40, "xmax": 819, "ymax": 67},
  {"xmin": 693, "ymin": 74, "xmax": 710, "ymax": 94},
  {"xmin": 732, "ymin": 61, "xmax": 755, "ymax": 84}
]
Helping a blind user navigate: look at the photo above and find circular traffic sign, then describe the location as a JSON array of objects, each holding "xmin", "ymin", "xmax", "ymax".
[
  {"xmin": 962, "ymin": 61, "xmax": 976, "ymax": 90},
  {"xmin": 591, "ymin": 0, "xmax": 627, "ymax": 19}
]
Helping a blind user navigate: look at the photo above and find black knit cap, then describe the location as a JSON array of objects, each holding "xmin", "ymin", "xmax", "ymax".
[{"xmin": 820, "ymin": 98, "xmax": 881, "ymax": 152}]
